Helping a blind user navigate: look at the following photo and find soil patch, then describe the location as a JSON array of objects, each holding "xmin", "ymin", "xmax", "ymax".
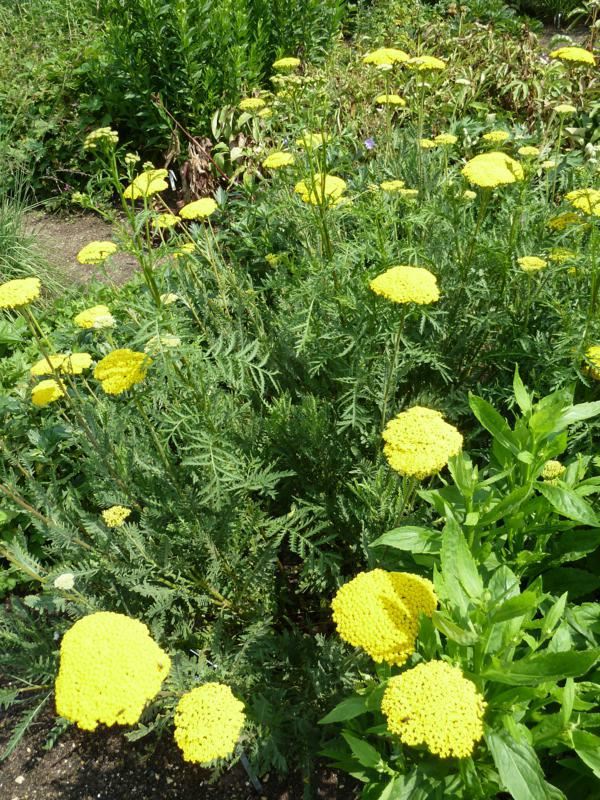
[{"xmin": 24, "ymin": 211, "xmax": 138, "ymax": 286}]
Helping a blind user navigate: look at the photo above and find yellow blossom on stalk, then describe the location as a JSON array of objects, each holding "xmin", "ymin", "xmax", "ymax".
[
  {"xmin": 296, "ymin": 132, "xmax": 328, "ymax": 149},
  {"xmin": 102, "ymin": 505, "xmax": 132, "ymax": 527},
  {"xmin": 407, "ymin": 55, "xmax": 446, "ymax": 71},
  {"xmin": 398, "ymin": 188, "xmax": 419, "ymax": 199},
  {"xmin": 375, "ymin": 94, "xmax": 406, "ymax": 106},
  {"xmin": 517, "ymin": 145, "xmax": 540, "ymax": 157},
  {"xmin": 55, "ymin": 612, "xmax": 170, "ymax": 731},
  {"xmin": 383, "ymin": 406, "xmax": 463, "ymax": 479},
  {"xmin": 173, "ymin": 242, "xmax": 196, "ymax": 258},
  {"xmin": 83, "ymin": 127, "xmax": 118, "ymax": 150},
  {"xmin": 363, "ymin": 47, "xmax": 410, "ymax": 66},
  {"xmin": 272, "ymin": 56, "xmax": 301, "ymax": 70},
  {"xmin": 262, "ymin": 152, "xmax": 295, "ymax": 169},
  {"xmin": 463, "ymin": 190, "xmax": 477, "ymax": 200},
  {"xmin": 294, "ymin": 174, "xmax": 347, "ymax": 207},
  {"xmin": 542, "ymin": 460, "xmax": 566, "ymax": 481},
  {"xmin": 265, "ymin": 253, "xmax": 281, "ymax": 266},
  {"xmin": 239, "ymin": 97, "xmax": 266, "ymax": 112},
  {"xmin": 549, "ymin": 247, "xmax": 576, "ymax": 263},
  {"xmin": 76, "ymin": 241, "xmax": 118, "ymax": 265},
  {"xmin": 124, "ymin": 169, "xmax": 169, "ymax": 200},
  {"xmin": 482, "ymin": 130, "xmax": 510, "ymax": 144},
  {"xmin": 74, "ymin": 304, "xmax": 115, "ymax": 329},
  {"xmin": 124, "ymin": 152, "xmax": 141, "ymax": 165},
  {"xmin": 31, "ymin": 379, "xmax": 64, "ymax": 408},
  {"xmin": 180, "ymin": 197, "xmax": 218, "ymax": 220},
  {"xmin": 31, "ymin": 353, "xmax": 92, "ymax": 376},
  {"xmin": 154, "ymin": 213, "xmax": 180, "ymax": 229},
  {"xmin": 0, "ymin": 277, "xmax": 41, "ymax": 309},
  {"xmin": 518, "ymin": 256, "xmax": 547, "ymax": 272},
  {"xmin": 331, "ymin": 569, "xmax": 437, "ymax": 665},
  {"xmin": 461, "ymin": 151, "xmax": 524, "ymax": 187},
  {"xmin": 565, "ymin": 188, "xmax": 600, "ymax": 217},
  {"xmin": 550, "ymin": 46, "xmax": 596, "ymax": 65},
  {"xmin": 541, "ymin": 160, "xmax": 557, "ymax": 169},
  {"xmin": 419, "ymin": 138, "xmax": 437, "ymax": 149},
  {"xmin": 434, "ymin": 133, "xmax": 458, "ymax": 145},
  {"xmin": 554, "ymin": 103, "xmax": 576, "ymax": 114},
  {"xmin": 94, "ymin": 349, "xmax": 151, "ymax": 395},
  {"xmin": 381, "ymin": 661, "xmax": 486, "ymax": 758},
  {"xmin": 370, "ymin": 265, "xmax": 439, "ymax": 305},
  {"xmin": 54, "ymin": 573, "xmax": 75, "ymax": 591},
  {"xmin": 257, "ymin": 107, "xmax": 273, "ymax": 119},
  {"xmin": 548, "ymin": 211, "xmax": 581, "ymax": 230},
  {"xmin": 30, "ymin": 355, "xmax": 67, "ymax": 376},
  {"xmin": 586, "ymin": 346, "xmax": 600, "ymax": 380},
  {"xmin": 380, "ymin": 180, "xmax": 406, "ymax": 192},
  {"xmin": 174, "ymin": 683, "xmax": 245, "ymax": 764}
]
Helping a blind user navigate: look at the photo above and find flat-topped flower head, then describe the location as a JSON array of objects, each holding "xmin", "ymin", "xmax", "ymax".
[
  {"xmin": 239, "ymin": 97, "xmax": 266, "ymax": 112},
  {"xmin": 566, "ymin": 188, "xmax": 600, "ymax": 217},
  {"xmin": 124, "ymin": 169, "xmax": 169, "ymax": 200},
  {"xmin": 549, "ymin": 247, "xmax": 576, "ymax": 263},
  {"xmin": 382, "ymin": 661, "xmax": 486, "ymax": 758},
  {"xmin": 55, "ymin": 611, "xmax": 170, "ymax": 731},
  {"xmin": 548, "ymin": 211, "xmax": 581, "ymax": 230},
  {"xmin": 102, "ymin": 505, "xmax": 131, "ymax": 527},
  {"xmin": 154, "ymin": 213, "xmax": 180, "ymax": 229},
  {"xmin": 294, "ymin": 174, "xmax": 347, "ymax": 207},
  {"xmin": 94, "ymin": 349, "xmax": 152, "ymax": 395},
  {"xmin": 550, "ymin": 46, "xmax": 595, "ymax": 65},
  {"xmin": 74, "ymin": 304, "xmax": 115, "ymax": 329},
  {"xmin": 375, "ymin": 94, "xmax": 406, "ymax": 106},
  {"xmin": 380, "ymin": 179, "xmax": 406, "ymax": 192},
  {"xmin": 434, "ymin": 133, "xmax": 458, "ymax": 146},
  {"xmin": 174, "ymin": 683, "xmax": 245, "ymax": 764},
  {"xmin": 370, "ymin": 265, "xmax": 439, "ymax": 305},
  {"xmin": 542, "ymin": 460, "xmax": 566, "ymax": 481},
  {"xmin": 554, "ymin": 103, "xmax": 576, "ymax": 114},
  {"xmin": 541, "ymin": 159, "xmax": 557, "ymax": 169},
  {"xmin": 262, "ymin": 152, "xmax": 295, "ymax": 169},
  {"xmin": 32, "ymin": 379, "xmax": 64, "ymax": 407},
  {"xmin": 180, "ymin": 197, "xmax": 218, "ymax": 220},
  {"xmin": 76, "ymin": 241, "xmax": 117, "ymax": 265},
  {"xmin": 363, "ymin": 47, "xmax": 410, "ymax": 66},
  {"xmin": 383, "ymin": 406, "xmax": 463, "ymax": 479},
  {"xmin": 461, "ymin": 151, "xmax": 524, "ymax": 187},
  {"xmin": 518, "ymin": 256, "xmax": 547, "ymax": 272},
  {"xmin": 296, "ymin": 132, "xmax": 328, "ymax": 149},
  {"xmin": 84, "ymin": 127, "xmax": 118, "ymax": 150},
  {"xmin": 419, "ymin": 138, "xmax": 437, "ymax": 149},
  {"xmin": 0, "ymin": 277, "xmax": 41, "ymax": 309},
  {"xmin": 173, "ymin": 242, "xmax": 196, "ymax": 258},
  {"xmin": 31, "ymin": 353, "xmax": 92, "ymax": 376},
  {"xmin": 482, "ymin": 130, "xmax": 510, "ymax": 144},
  {"xmin": 398, "ymin": 188, "xmax": 419, "ymax": 199},
  {"xmin": 407, "ymin": 55, "xmax": 446, "ymax": 71},
  {"xmin": 272, "ymin": 56, "xmax": 301, "ymax": 70},
  {"xmin": 517, "ymin": 145, "xmax": 540, "ymax": 157},
  {"xmin": 586, "ymin": 346, "xmax": 600, "ymax": 380},
  {"xmin": 332, "ymin": 569, "xmax": 437, "ymax": 665}
]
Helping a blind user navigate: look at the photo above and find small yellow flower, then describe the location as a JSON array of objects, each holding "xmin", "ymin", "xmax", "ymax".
[
  {"xmin": 586, "ymin": 345, "xmax": 600, "ymax": 380},
  {"xmin": 461, "ymin": 151, "xmax": 524, "ymax": 187},
  {"xmin": 383, "ymin": 406, "xmax": 463, "ymax": 479},
  {"xmin": 517, "ymin": 145, "xmax": 540, "ymax": 157},
  {"xmin": 542, "ymin": 460, "xmax": 566, "ymax": 481},
  {"xmin": 76, "ymin": 241, "xmax": 118, "ymax": 265},
  {"xmin": 382, "ymin": 661, "xmax": 486, "ymax": 758},
  {"xmin": 550, "ymin": 46, "xmax": 595, "ymax": 65},
  {"xmin": 84, "ymin": 127, "xmax": 118, "ymax": 150},
  {"xmin": 548, "ymin": 247, "xmax": 576, "ymax": 263},
  {"xmin": 375, "ymin": 94, "xmax": 406, "ymax": 106},
  {"xmin": 554, "ymin": 103, "xmax": 576, "ymax": 114},
  {"xmin": 30, "ymin": 355, "xmax": 68, "ymax": 376},
  {"xmin": 239, "ymin": 97, "xmax": 266, "ymax": 112},
  {"xmin": 407, "ymin": 55, "xmax": 446, "ymax": 71},
  {"xmin": 363, "ymin": 48, "xmax": 410, "ymax": 66},
  {"xmin": 160, "ymin": 293, "xmax": 179, "ymax": 305},
  {"xmin": 518, "ymin": 256, "xmax": 547, "ymax": 272},
  {"xmin": 565, "ymin": 188, "xmax": 600, "ymax": 217},
  {"xmin": 53, "ymin": 573, "xmax": 75, "ymax": 591},
  {"xmin": 380, "ymin": 180, "xmax": 406, "ymax": 192},
  {"xmin": 463, "ymin": 190, "xmax": 477, "ymax": 200},
  {"xmin": 0, "ymin": 277, "xmax": 41, "ymax": 309},
  {"xmin": 398, "ymin": 188, "xmax": 419, "ymax": 199},
  {"xmin": 154, "ymin": 213, "xmax": 181, "ymax": 229},
  {"xmin": 434, "ymin": 133, "xmax": 458, "ymax": 146},
  {"xmin": 419, "ymin": 138, "xmax": 437, "ymax": 150},
  {"xmin": 102, "ymin": 505, "xmax": 132, "ymax": 527},
  {"xmin": 124, "ymin": 152, "xmax": 141, "ymax": 165},
  {"xmin": 294, "ymin": 174, "xmax": 347, "ymax": 207},
  {"xmin": 94, "ymin": 349, "xmax": 152, "ymax": 395},
  {"xmin": 370, "ymin": 265, "xmax": 439, "ymax": 304},
  {"xmin": 257, "ymin": 107, "xmax": 273, "ymax": 119},
  {"xmin": 31, "ymin": 379, "xmax": 64, "ymax": 407},
  {"xmin": 174, "ymin": 683, "xmax": 245, "ymax": 764},
  {"xmin": 180, "ymin": 197, "xmax": 218, "ymax": 220},
  {"xmin": 262, "ymin": 152, "xmax": 295, "ymax": 169},
  {"xmin": 482, "ymin": 130, "xmax": 510, "ymax": 144},
  {"xmin": 296, "ymin": 132, "xmax": 328, "ymax": 149},
  {"xmin": 74, "ymin": 304, "xmax": 115, "ymax": 329},
  {"xmin": 30, "ymin": 353, "xmax": 92, "ymax": 376},
  {"xmin": 541, "ymin": 159, "xmax": 557, "ymax": 169},
  {"xmin": 123, "ymin": 169, "xmax": 169, "ymax": 200},
  {"xmin": 272, "ymin": 57, "xmax": 301, "ymax": 70},
  {"xmin": 173, "ymin": 242, "xmax": 196, "ymax": 258}
]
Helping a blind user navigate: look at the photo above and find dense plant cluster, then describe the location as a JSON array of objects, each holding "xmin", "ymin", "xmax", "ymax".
[{"xmin": 1, "ymin": 0, "xmax": 600, "ymax": 797}]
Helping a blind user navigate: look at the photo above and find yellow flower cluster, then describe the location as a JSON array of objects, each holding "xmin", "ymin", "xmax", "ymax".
[
  {"xmin": 174, "ymin": 683, "xmax": 245, "ymax": 764},
  {"xmin": 419, "ymin": 138, "xmax": 437, "ymax": 150},
  {"xmin": 31, "ymin": 353, "xmax": 92, "ymax": 376},
  {"xmin": 482, "ymin": 130, "xmax": 510, "ymax": 144},
  {"xmin": 566, "ymin": 188, "xmax": 600, "ymax": 217},
  {"xmin": 461, "ymin": 151, "xmax": 523, "ymax": 187},
  {"xmin": 77, "ymin": 241, "xmax": 118, "ymax": 265},
  {"xmin": 369, "ymin": 265, "xmax": 439, "ymax": 305},
  {"xmin": 74, "ymin": 304, "xmax": 115, "ymax": 329},
  {"xmin": 381, "ymin": 661, "xmax": 486, "ymax": 758},
  {"xmin": 554, "ymin": 103, "xmax": 576, "ymax": 114},
  {"xmin": 83, "ymin": 127, "xmax": 119, "ymax": 150},
  {"xmin": 262, "ymin": 152, "xmax": 295, "ymax": 169},
  {"xmin": 434, "ymin": 133, "xmax": 458, "ymax": 146},
  {"xmin": 294, "ymin": 174, "xmax": 347, "ymax": 207},
  {"xmin": 548, "ymin": 247, "xmax": 576, "ymax": 263},
  {"xmin": 272, "ymin": 57, "xmax": 301, "ymax": 70},
  {"xmin": 542, "ymin": 460, "xmax": 566, "ymax": 481},
  {"xmin": 550, "ymin": 46, "xmax": 595, "ymax": 65},
  {"xmin": 518, "ymin": 256, "xmax": 547, "ymax": 272},
  {"xmin": 94, "ymin": 349, "xmax": 152, "ymax": 395},
  {"xmin": 154, "ymin": 213, "xmax": 180, "ymax": 229},
  {"xmin": 239, "ymin": 97, "xmax": 266, "ymax": 112},
  {"xmin": 173, "ymin": 242, "xmax": 196, "ymax": 258},
  {"xmin": 363, "ymin": 48, "xmax": 409, "ymax": 66},
  {"xmin": 180, "ymin": 197, "xmax": 217, "ymax": 219},
  {"xmin": 376, "ymin": 94, "xmax": 406, "ymax": 106},
  {"xmin": 586, "ymin": 346, "xmax": 600, "ymax": 380},
  {"xmin": 380, "ymin": 180, "xmax": 405, "ymax": 192},
  {"xmin": 102, "ymin": 505, "xmax": 132, "ymax": 527},
  {"xmin": 0, "ymin": 277, "xmax": 41, "ymax": 309},
  {"xmin": 548, "ymin": 211, "xmax": 581, "ymax": 231},
  {"xmin": 407, "ymin": 55, "xmax": 446, "ymax": 71},
  {"xmin": 32, "ymin": 379, "xmax": 64, "ymax": 407},
  {"xmin": 331, "ymin": 569, "xmax": 437, "ymax": 665},
  {"xmin": 124, "ymin": 169, "xmax": 169, "ymax": 200},
  {"xmin": 517, "ymin": 145, "xmax": 540, "ymax": 157},
  {"xmin": 55, "ymin": 611, "xmax": 171, "ymax": 731},
  {"xmin": 383, "ymin": 406, "xmax": 463, "ymax": 479}
]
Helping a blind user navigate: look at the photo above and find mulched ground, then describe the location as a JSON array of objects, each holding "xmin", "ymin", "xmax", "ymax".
[{"xmin": 0, "ymin": 707, "xmax": 356, "ymax": 800}]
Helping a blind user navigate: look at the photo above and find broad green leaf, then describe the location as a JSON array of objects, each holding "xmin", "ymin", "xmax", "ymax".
[
  {"xmin": 479, "ymin": 485, "xmax": 530, "ymax": 526},
  {"xmin": 491, "ymin": 591, "xmax": 539, "ymax": 623},
  {"xmin": 486, "ymin": 728, "xmax": 551, "ymax": 800},
  {"xmin": 484, "ymin": 649, "xmax": 600, "ymax": 685},
  {"xmin": 571, "ymin": 730, "xmax": 600, "ymax": 779},
  {"xmin": 320, "ymin": 695, "xmax": 368, "ymax": 724},
  {"xmin": 370, "ymin": 526, "xmax": 441, "ymax": 554},
  {"xmin": 440, "ymin": 511, "xmax": 483, "ymax": 608},
  {"xmin": 431, "ymin": 611, "xmax": 479, "ymax": 645},
  {"xmin": 562, "ymin": 678, "xmax": 575, "ymax": 726},
  {"xmin": 341, "ymin": 731, "xmax": 383, "ymax": 770},
  {"xmin": 537, "ymin": 483, "xmax": 600, "ymax": 527},
  {"xmin": 469, "ymin": 394, "xmax": 520, "ymax": 454},
  {"xmin": 513, "ymin": 366, "xmax": 532, "ymax": 415},
  {"xmin": 553, "ymin": 402, "xmax": 600, "ymax": 433},
  {"xmin": 541, "ymin": 593, "xmax": 568, "ymax": 638}
]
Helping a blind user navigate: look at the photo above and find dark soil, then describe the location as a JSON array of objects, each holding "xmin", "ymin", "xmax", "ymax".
[{"xmin": 0, "ymin": 707, "xmax": 356, "ymax": 800}]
